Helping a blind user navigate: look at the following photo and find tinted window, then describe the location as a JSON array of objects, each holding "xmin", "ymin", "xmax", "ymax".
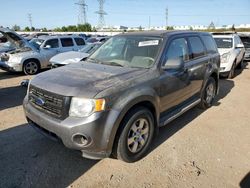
[
  {"xmin": 240, "ymin": 37, "xmax": 250, "ymax": 48},
  {"xmin": 214, "ymin": 38, "xmax": 233, "ymax": 48},
  {"xmin": 189, "ymin": 37, "xmax": 205, "ymax": 58},
  {"xmin": 165, "ymin": 38, "xmax": 189, "ymax": 63},
  {"xmin": 61, "ymin": 38, "xmax": 74, "ymax": 47},
  {"xmin": 44, "ymin": 39, "xmax": 59, "ymax": 48},
  {"xmin": 202, "ymin": 35, "xmax": 217, "ymax": 53},
  {"xmin": 74, "ymin": 38, "xmax": 85, "ymax": 46}
]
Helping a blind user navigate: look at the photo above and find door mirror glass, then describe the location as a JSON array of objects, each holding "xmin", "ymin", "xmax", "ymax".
[{"xmin": 163, "ymin": 58, "xmax": 184, "ymax": 70}]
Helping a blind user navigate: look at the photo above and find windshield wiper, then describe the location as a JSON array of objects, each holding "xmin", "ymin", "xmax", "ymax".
[{"xmin": 101, "ymin": 61, "xmax": 124, "ymax": 67}]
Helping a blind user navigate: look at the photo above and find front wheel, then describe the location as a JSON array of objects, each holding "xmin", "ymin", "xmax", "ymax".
[
  {"xmin": 198, "ymin": 77, "xmax": 216, "ymax": 109},
  {"xmin": 23, "ymin": 60, "xmax": 40, "ymax": 75},
  {"xmin": 115, "ymin": 107, "xmax": 155, "ymax": 163},
  {"xmin": 228, "ymin": 61, "xmax": 236, "ymax": 79}
]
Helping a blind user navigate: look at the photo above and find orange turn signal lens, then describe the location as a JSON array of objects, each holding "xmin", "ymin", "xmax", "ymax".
[{"xmin": 94, "ymin": 99, "xmax": 106, "ymax": 112}]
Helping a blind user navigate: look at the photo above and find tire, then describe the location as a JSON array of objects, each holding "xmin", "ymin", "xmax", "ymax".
[
  {"xmin": 23, "ymin": 60, "xmax": 40, "ymax": 75},
  {"xmin": 228, "ymin": 61, "xmax": 236, "ymax": 79},
  {"xmin": 115, "ymin": 107, "xmax": 155, "ymax": 163},
  {"xmin": 236, "ymin": 57, "xmax": 244, "ymax": 69},
  {"xmin": 198, "ymin": 77, "xmax": 216, "ymax": 109}
]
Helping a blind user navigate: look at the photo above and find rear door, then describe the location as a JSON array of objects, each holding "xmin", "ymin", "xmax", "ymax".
[
  {"xmin": 60, "ymin": 37, "xmax": 77, "ymax": 52},
  {"xmin": 74, "ymin": 37, "xmax": 86, "ymax": 50},
  {"xmin": 186, "ymin": 35, "xmax": 209, "ymax": 94}
]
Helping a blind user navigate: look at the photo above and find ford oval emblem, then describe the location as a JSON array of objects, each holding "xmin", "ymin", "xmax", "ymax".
[{"xmin": 35, "ymin": 97, "xmax": 45, "ymax": 106}]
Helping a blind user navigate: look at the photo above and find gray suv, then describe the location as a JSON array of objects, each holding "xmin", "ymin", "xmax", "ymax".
[{"xmin": 23, "ymin": 31, "xmax": 220, "ymax": 162}]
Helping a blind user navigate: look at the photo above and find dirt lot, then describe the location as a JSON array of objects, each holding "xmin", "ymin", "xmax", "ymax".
[{"xmin": 0, "ymin": 63, "xmax": 250, "ymax": 188}]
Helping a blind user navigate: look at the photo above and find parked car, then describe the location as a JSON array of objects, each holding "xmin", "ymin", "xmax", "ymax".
[
  {"xmin": 50, "ymin": 42, "xmax": 102, "ymax": 68},
  {"xmin": 239, "ymin": 34, "xmax": 250, "ymax": 61},
  {"xmin": 23, "ymin": 31, "xmax": 220, "ymax": 162},
  {"xmin": 0, "ymin": 29, "xmax": 86, "ymax": 75},
  {"xmin": 213, "ymin": 33, "xmax": 245, "ymax": 78},
  {"xmin": 86, "ymin": 36, "xmax": 110, "ymax": 43},
  {"xmin": 25, "ymin": 33, "xmax": 49, "ymax": 41}
]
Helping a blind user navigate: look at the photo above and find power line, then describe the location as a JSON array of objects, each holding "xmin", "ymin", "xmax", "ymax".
[
  {"xmin": 75, "ymin": 0, "xmax": 88, "ymax": 24},
  {"xmin": 27, "ymin": 13, "xmax": 33, "ymax": 28},
  {"xmin": 95, "ymin": 0, "xmax": 107, "ymax": 29}
]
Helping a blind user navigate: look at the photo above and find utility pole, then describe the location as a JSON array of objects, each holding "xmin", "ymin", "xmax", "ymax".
[
  {"xmin": 75, "ymin": 0, "xmax": 88, "ymax": 24},
  {"xmin": 95, "ymin": 0, "xmax": 107, "ymax": 29},
  {"xmin": 27, "ymin": 13, "xmax": 33, "ymax": 28},
  {"xmin": 165, "ymin": 7, "xmax": 168, "ymax": 29},
  {"xmin": 148, "ymin": 16, "xmax": 151, "ymax": 30}
]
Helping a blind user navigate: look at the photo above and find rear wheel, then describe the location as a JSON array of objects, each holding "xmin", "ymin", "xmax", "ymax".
[
  {"xmin": 115, "ymin": 107, "xmax": 155, "ymax": 163},
  {"xmin": 198, "ymin": 77, "xmax": 216, "ymax": 109},
  {"xmin": 23, "ymin": 60, "xmax": 40, "ymax": 75}
]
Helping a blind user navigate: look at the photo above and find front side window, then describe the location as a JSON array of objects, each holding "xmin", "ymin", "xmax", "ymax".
[
  {"xmin": 89, "ymin": 36, "xmax": 163, "ymax": 68},
  {"xmin": 29, "ymin": 38, "xmax": 45, "ymax": 49},
  {"xmin": 188, "ymin": 37, "xmax": 205, "ymax": 59},
  {"xmin": 214, "ymin": 38, "xmax": 233, "ymax": 48},
  {"xmin": 44, "ymin": 39, "xmax": 59, "ymax": 48},
  {"xmin": 61, "ymin": 38, "xmax": 74, "ymax": 47},
  {"xmin": 165, "ymin": 38, "xmax": 189, "ymax": 64}
]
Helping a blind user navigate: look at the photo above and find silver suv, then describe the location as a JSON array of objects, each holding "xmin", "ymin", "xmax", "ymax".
[{"xmin": 0, "ymin": 28, "xmax": 86, "ymax": 75}]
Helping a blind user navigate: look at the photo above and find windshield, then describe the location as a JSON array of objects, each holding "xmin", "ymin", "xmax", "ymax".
[
  {"xmin": 29, "ymin": 38, "xmax": 44, "ymax": 50},
  {"xmin": 88, "ymin": 36, "xmax": 162, "ymax": 68},
  {"xmin": 214, "ymin": 38, "xmax": 233, "ymax": 48},
  {"xmin": 240, "ymin": 37, "xmax": 250, "ymax": 48},
  {"xmin": 80, "ymin": 43, "xmax": 101, "ymax": 54}
]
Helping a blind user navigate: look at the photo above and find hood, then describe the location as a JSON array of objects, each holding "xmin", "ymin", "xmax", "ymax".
[
  {"xmin": 31, "ymin": 61, "xmax": 149, "ymax": 98},
  {"xmin": 0, "ymin": 28, "xmax": 34, "ymax": 51},
  {"xmin": 217, "ymin": 48, "xmax": 231, "ymax": 55},
  {"xmin": 50, "ymin": 51, "xmax": 89, "ymax": 65}
]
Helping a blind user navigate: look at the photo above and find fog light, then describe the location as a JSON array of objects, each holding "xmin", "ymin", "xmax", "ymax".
[{"xmin": 72, "ymin": 134, "xmax": 89, "ymax": 146}]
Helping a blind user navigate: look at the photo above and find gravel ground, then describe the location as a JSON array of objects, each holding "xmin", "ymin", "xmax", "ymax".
[{"xmin": 0, "ymin": 63, "xmax": 250, "ymax": 188}]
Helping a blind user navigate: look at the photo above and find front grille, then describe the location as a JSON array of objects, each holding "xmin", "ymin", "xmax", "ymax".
[{"xmin": 28, "ymin": 85, "xmax": 70, "ymax": 119}]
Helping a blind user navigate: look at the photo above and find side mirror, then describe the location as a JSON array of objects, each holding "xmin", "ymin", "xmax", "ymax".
[
  {"xmin": 236, "ymin": 43, "xmax": 244, "ymax": 48},
  {"xmin": 163, "ymin": 58, "xmax": 184, "ymax": 70},
  {"xmin": 44, "ymin": 45, "xmax": 52, "ymax": 49}
]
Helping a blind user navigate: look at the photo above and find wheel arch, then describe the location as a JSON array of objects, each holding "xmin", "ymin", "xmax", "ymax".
[
  {"xmin": 107, "ymin": 94, "xmax": 160, "ymax": 156},
  {"xmin": 22, "ymin": 58, "xmax": 41, "ymax": 71}
]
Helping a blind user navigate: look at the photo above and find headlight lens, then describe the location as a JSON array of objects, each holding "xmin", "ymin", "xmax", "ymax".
[
  {"xmin": 221, "ymin": 52, "xmax": 230, "ymax": 63},
  {"xmin": 69, "ymin": 97, "xmax": 105, "ymax": 117}
]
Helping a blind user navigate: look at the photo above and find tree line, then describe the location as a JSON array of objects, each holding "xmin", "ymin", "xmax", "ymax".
[{"xmin": 11, "ymin": 23, "xmax": 94, "ymax": 32}]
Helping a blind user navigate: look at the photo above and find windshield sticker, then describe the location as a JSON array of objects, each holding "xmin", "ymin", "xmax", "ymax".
[{"xmin": 138, "ymin": 40, "xmax": 159, "ymax": 47}]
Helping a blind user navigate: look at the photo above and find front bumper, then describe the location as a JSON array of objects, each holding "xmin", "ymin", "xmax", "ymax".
[
  {"xmin": 0, "ymin": 60, "xmax": 22, "ymax": 72},
  {"xmin": 23, "ymin": 96, "xmax": 119, "ymax": 160}
]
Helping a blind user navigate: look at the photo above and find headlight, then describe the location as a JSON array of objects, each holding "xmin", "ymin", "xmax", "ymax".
[
  {"xmin": 221, "ymin": 52, "xmax": 230, "ymax": 63},
  {"xmin": 69, "ymin": 97, "xmax": 105, "ymax": 117}
]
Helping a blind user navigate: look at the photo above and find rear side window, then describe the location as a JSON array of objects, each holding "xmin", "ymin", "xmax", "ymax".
[
  {"xmin": 60, "ymin": 38, "xmax": 74, "ymax": 47},
  {"xmin": 202, "ymin": 35, "xmax": 218, "ymax": 53},
  {"xmin": 188, "ymin": 37, "xmax": 205, "ymax": 59},
  {"xmin": 44, "ymin": 39, "xmax": 59, "ymax": 48},
  {"xmin": 74, "ymin": 38, "xmax": 85, "ymax": 46},
  {"xmin": 165, "ymin": 38, "xmax": 189, "ymax": 63}
]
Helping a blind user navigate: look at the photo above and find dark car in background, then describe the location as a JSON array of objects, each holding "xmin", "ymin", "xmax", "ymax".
[
  {"xmin": 23, "ymin": 31, "xmax": 220, "ymax": 162},
  {"xmin": 239, "ymin": 34, "xmax": 250, "ymax": 61}
]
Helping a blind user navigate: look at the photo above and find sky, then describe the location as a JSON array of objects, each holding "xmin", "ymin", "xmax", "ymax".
[{"xmin": 0, "ymin": 0, "xmax": 249, "ymax": 29}]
